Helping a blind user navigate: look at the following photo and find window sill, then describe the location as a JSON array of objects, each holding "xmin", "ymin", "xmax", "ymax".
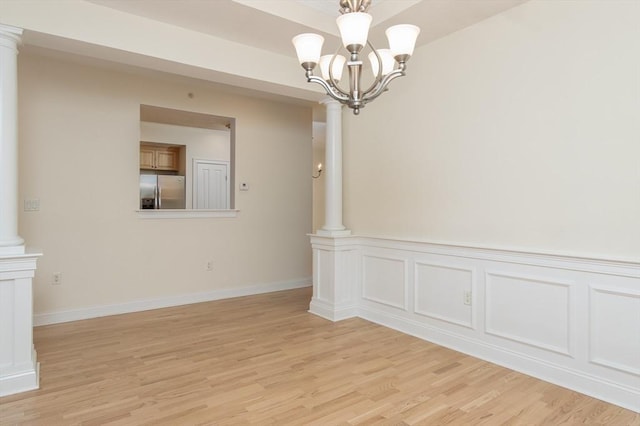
[{"xmin": 136, "ymin": 209, "xmax": 239, "ymax": 219}]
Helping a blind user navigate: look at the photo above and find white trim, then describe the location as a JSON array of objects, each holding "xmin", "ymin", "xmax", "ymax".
[
  {"xmin": 136, "ymin": 209, "xmax": 239, "ymax": 219},
  {"xmin": 0, "ymin": 360, "xmax": 39, "ymax": 397},
  {"xmin": 413, "ymin": 261, "xmax": 476, "ymax": 329},
  {"xmin": 588, "ymin": 285, "xmax": 640, "ymax": 376},
  {"xmin": 308, "ymin": 298, "xmax": 357, "ymax": 322},
  {"xmin": 34, "ymin": 277, "xmax": 311, "ymax": 326},
  {"xmin": 484, "ymin": 271, "xmax": 574, "ymax": 357},
  {"xmin": 350, "ymin": 235, "xmax": 640, "ymax": 272},
  {"xmin": 361, "ymin": 254, "xmax": 409, "ymax": 310}
]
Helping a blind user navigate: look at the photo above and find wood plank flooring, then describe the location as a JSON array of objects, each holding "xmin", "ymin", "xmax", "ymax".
[{"xmin": 1, "ymin": 287, "xmax": 638, "ymax": 425}]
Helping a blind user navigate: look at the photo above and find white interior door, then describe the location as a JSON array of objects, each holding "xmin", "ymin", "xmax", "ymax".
[{"xmin": 193, "ymin": 160, "xmax": 229, "ymax": 209}]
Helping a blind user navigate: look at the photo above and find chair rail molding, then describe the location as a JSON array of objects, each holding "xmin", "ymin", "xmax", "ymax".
[{"xmin": 307, "ymin": 234, "xmax": 640, "ymax": 412}]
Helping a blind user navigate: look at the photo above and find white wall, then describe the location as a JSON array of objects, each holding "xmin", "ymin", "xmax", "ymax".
[
  {"xmin": 18, "ymin": 51, "xmax": 313, "ymax": 318},
  {"xmin": 343, "ymin": 0, "xmax": 640, "ymax": 261}
]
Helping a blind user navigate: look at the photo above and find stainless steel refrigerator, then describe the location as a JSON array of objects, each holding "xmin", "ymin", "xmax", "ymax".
[{"xmin": 139, "ymin": 175, "xmax": 186, "ymax": 209}]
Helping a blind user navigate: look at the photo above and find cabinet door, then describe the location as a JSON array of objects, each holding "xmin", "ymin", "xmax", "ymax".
[
  {"xmin": 140, "ymin": 147, "xmax": 156, "ymax": 169},
  {"xmin": 155, "ymin": 149, "xmax": 178, "ymax": 171}
]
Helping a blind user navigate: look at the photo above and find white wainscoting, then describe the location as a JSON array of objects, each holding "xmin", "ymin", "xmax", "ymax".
[
  {"xmin": 310, "ymin": 235, "xmax": 640, "ymax": 412},
  {"xmin": 362, "ymin": 255, "xmax": 408, "ymax": 310},
  {"xmin": 485, "ymin": 271, "xmax": 573, "ymax": 356}
]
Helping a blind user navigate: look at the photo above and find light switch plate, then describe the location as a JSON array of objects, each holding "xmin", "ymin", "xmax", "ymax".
[{"xmin": 24, "ymin": 199, "xmax": 40, "ymax": 211}]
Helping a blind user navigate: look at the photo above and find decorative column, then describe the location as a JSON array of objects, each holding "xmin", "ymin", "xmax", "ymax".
[
  {"xmin": 0, "ymin": 24, "xmax": 41, "ymax": 397},
  {"xmin": 309, "ymin": 98, "xmax": 357, "ymax": 321},
  {"xmin": 317, "ymin": 99, "xmax": 350, "ymax": 237},
  {"xmin": 0, "ymin": 24, "xmax": 24, "ymax": 254}
]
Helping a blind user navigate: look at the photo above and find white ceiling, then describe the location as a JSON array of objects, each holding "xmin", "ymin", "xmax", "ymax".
[{"xmin": 86, "ymin": 0, "xmax": 527, "ymax": 58}]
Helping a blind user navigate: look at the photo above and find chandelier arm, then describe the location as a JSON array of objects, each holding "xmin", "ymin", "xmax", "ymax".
[
  {"xmin": 306, "ymin": 73, "xmax": 350, "ymax": 102},
  {"xmin": 360, "ymin": 40, "xmax": 384, "ymax": 98},
  {"xmin": 362, "ymin": 64, "xmax": 406, "ymax": 103},
  {"xmin": 327, "ymin": 44, "xmax": 350, "ymax": 98}
]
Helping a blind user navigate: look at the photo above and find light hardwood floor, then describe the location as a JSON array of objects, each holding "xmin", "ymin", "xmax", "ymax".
[{"xmin": 1, "ymin": 287, "xmax": 638, "ymax": 425}]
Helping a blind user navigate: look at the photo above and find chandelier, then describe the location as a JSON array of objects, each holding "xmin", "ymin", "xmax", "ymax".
[{"xmin": 292, "ymin": 0, "xmax": 420, "ymax": 115}]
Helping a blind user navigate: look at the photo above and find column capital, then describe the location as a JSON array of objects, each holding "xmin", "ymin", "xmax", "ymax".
[
  {"xmin": 320, "ymin": 97, "xmax": 343, "ymax": 108},
  {"xmin": 0, "ymin": 24, "xmax": 23, "ymax": 47}
]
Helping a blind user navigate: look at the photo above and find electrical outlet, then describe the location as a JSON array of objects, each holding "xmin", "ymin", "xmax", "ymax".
[
  {"xmin": 52, "ymin": 272, "xmax": 62, "ymax": 285},
  {"xmin": 206, "ymin": 261, "xmax": 213, "ymax": 271},
  {"xmin": 463, "ymin": 290, "xmax": 472, "ymax": 306}
]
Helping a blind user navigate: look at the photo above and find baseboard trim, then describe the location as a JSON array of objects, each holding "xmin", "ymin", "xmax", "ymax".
[
  {"xmin": 358, "ymin": 305, "xmax": 640, "ymax": 413},
  {"xmin": 0, "ymin": 361, "xmax": 39, "ymax": 397},
  {"xmin": 34, "ymin": 278, "xmax": 311, "ymax": 326},
  {"xmin": 308, "ymin": 298, "xmax": 358, "ymax": 321}
]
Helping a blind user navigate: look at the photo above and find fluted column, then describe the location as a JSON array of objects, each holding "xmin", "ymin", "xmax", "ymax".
[
  {"xmin": 0, "ymin": 24, "xmax": 24, "ymax": 255},
  {"xmin": 317, "ymin": 98, "xmax": 350, "ymax": 236}
]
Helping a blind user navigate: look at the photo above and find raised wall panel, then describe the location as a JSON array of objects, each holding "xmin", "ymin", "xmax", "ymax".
[
  {"xmin": 362, "ymin": 255, "xmax": 407, "ymax": 310},
  {"xmin": 590, "ymin": 285, "xmax": 640, "ymax": 376},
  {"xmin": 414, "ymin": 262, "xmax": 474, "ymax": 328},
  {"xmin": 485, "ymin": 272, "xmax": 572, "ymax": 356},
  {"xmin": 315, "ymin": 249, "xmax": 335, "ymax": 303}
]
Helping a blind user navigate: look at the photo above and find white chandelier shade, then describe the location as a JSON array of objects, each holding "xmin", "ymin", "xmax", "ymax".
[
  {"xmin": 386, "ymin": 24, "xmax": 421, "ymax": 58},
  {"xmin": 292, "ymin": 0, "xmax": 420, "ymax": 114},
  {"xmin": 336, "ymin": 12, "xmax": 372, "ymax": 52},
  {"xmin": 292, "ymin": 33, "xmax": 325, "ymax": 66},
  {"xmin": 368, "ymin": 49, "xmax": 394, "ymax": 77},
  {"xmin": 319, "ymin": 54, "xmax": 347, "ymax": 82}
]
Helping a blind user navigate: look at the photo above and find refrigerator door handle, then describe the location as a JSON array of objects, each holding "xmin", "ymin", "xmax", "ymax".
[
  {"xmin": 157, "ymin": 185, "xmax": 162, "ymax": 209},
  {"xmin": 155, "ymin": 185, "xmax": 159, "ymax": 209}
]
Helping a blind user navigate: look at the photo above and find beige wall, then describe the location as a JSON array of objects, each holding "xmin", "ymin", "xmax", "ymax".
[
  {"xmin": 311, "ymin": 121, "xmax": 325, "ymax": 233},
  {"xmin": 343, "ymin": 0, "xmax": 640, "ymax": 260},
  {"xmin": 18, "ymin": 52, "xmax": 313, "ymax": 315}
]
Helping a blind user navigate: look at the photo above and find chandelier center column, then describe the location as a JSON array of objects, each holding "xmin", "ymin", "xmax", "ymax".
[{"xmin": 318, "ymin": 98, "xmax": 351, "ymax": 237}]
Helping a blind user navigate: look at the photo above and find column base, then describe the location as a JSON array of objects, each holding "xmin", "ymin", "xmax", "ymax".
[
  {"xmin": 0, "ymin": 242, "xmax": 25, "ymax": 256},
  {"xmin": 309, "ymin": 298, "xmax": 358, "ymax": 322},
  {"xmin": 316, "ymin": 228, "xmax": 352, "ymax": 237},
  {"xmin": 0, "ymin": 250, "xmax": 41, "ymax": 397},
  {"xmin": 0, "ymin": 349, "xmax": 39, "ymax": 397},
  {"xmin": 308, "ymin": 234, "xmax": 358, "ymax": 322}
]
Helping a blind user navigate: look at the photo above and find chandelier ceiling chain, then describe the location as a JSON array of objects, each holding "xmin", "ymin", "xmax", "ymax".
[{"xmin": 292, "ymin": 0, "xmax": 420, "ymax": 115}]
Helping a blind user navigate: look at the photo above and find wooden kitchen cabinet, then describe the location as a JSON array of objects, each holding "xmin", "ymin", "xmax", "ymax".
[{"xmin": 140, "ymin": 143, "xmax": 179, "ymax": 171}]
